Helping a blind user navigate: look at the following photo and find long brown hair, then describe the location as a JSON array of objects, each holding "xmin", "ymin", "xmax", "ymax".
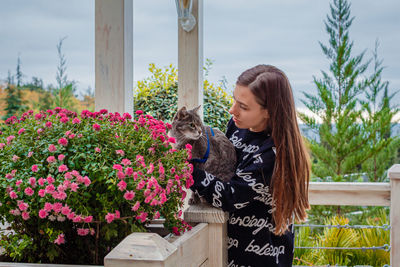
[{"xmin": 237, "ymin": 64, "xmax": 310, "ymax": 235}]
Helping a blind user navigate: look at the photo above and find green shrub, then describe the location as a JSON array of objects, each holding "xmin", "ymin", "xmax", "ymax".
[
  {"xmin": 134, "ymin": 63, "xmax": 232, "ymax": 132},
  {"xmin": 0, "ymin": 108, "xmax": 192, "ymax": 264},
  {"xmin": 294, "ymin": 213, "xmax": 390, "ymax": 266}
]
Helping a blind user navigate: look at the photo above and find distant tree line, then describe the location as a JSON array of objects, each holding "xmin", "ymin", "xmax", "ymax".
[{"xmin": 1, "ymin": 37, "xmax": 94, "ymax": 121}]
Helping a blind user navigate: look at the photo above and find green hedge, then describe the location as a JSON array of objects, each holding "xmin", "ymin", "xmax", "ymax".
[{"xmin": 134, "ymin": 63, "xmax": 232, "ymax": 132}]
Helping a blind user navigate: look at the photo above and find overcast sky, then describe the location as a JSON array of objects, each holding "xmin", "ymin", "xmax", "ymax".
[{"xmin": 0, "ymin": 0, "xmax": 399, "ymax": 108}]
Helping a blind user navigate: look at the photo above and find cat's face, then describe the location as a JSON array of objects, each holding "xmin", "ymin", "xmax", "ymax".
[{"xmin": 172, "ymin": 106, "xmax": 203, "ymax": 140}]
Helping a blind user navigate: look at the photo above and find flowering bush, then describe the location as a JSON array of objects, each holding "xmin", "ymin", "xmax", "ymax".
[{"xmin": 0, "ymin": 108, "xmax": 193, "ymax": 264}]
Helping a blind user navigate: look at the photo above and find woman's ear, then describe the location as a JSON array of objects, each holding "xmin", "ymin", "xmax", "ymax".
[{"xmin": 263, "ymin": 109, "xmax": 270, "ymax": 120}]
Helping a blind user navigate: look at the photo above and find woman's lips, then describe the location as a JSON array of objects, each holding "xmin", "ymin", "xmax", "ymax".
[{"xmin": 233, "ymin": 117, "xmax": 239, "ymax": 123}]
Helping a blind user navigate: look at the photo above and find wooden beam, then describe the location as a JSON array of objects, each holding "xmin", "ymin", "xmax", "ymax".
[
  {"xmin": 389, "ymin": 164, "xmax": 400, "ymax": 266},
  {"xmin": 177, "ymin": 0, "xmax": 204, "ymax": 116},
  {"xmin": 308, "ymin": 182, "xmax": 390, "ymax": 206},
  {"xmin": 95, "ymin": 0, "xmax": 133, "ymax": 115}
]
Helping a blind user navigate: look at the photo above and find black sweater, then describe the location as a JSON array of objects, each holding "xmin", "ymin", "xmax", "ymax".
[{"xmin": 190, "ymin": 119, "xmax": 294, "ymax": 267}]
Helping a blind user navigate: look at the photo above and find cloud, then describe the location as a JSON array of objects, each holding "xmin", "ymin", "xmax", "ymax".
[{"xmin": 0, "ymin": 0, "xmax": 399, "ymax": 108}]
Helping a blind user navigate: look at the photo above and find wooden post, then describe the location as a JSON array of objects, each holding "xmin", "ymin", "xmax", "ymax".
[
  {"xmin": 184, "ymin": 204, "xmax": 229, "ymax": 267},
  {"xmin": 177, "ymin": 0, "xmax": 204, "ymax": 115},
  {"xmin": 95, "ymin": 0, "xmax": 133, "ymax": 115},
  {"xmin": 389, "ymin": 164, "xmax": 400, "ymax": 266}
]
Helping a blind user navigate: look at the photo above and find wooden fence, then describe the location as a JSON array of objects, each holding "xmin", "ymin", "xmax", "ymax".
[{"xmin": 102, "ymin": 164, "xmax": 400, "ymax": 266}]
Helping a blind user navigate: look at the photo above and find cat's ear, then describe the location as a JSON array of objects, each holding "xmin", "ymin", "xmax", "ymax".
[
  {"xmin": 175, "ymin": 106, "xmax": 187, "ymax": 120},
  {"xmin": 192, "ymin": 105, "xmax": 201, "ymax": 114}
]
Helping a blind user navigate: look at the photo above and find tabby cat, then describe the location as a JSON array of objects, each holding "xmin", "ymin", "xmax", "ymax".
[{"xmin": 169, "ymin": 106, "xmax": 236, "ymax": 204}]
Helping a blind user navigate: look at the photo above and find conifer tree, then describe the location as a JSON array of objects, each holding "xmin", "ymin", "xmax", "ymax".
[
  {"xmin": 298, "ymin": 0, "xmax": 388, "ymax": 182},
  {"xmin": 2, "ymin": 71, "xmax": 25, "ymax": 120},
  {"xmin": 51, "ymin": 37, "xmax": 76, "ymax": 110},
  {"xmin": 360, "ymin": 41, "xmax": 400, "ymax": 182}
]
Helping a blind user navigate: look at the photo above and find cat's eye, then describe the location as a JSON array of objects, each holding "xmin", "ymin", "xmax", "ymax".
[{"xmin": 189, "ymin": 123, "xmax": 195, "ymax": 128}]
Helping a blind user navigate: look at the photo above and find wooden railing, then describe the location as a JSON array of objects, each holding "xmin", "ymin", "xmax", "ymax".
[{"xmin": 104, "ymin": 164, "xmax": 400, "ymax": 267}]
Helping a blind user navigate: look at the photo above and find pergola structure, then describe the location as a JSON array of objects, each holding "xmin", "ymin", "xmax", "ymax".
[{"xmin": 94, "ymin": 0, "xmax": 204, "ymax": 116}]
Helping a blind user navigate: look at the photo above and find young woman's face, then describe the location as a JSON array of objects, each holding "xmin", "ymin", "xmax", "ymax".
[{"xmin": 229, "ymin": 85, "xmax": 269, "ymax": 132}]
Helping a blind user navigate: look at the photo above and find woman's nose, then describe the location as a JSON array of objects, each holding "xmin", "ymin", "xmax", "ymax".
[{"xmin": 229, "ymin": 103, "xmax": 237, "ymax": 115}]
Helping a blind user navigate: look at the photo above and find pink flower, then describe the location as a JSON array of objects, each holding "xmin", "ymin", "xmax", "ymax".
[
  {"xmin": 67, "ymin": 212, "xmax": 75, "ymax": 220},
  {"xmin": 168, "ymin": 137, "xmax": 176, "ymax": 143},
  {"xmin": 61, "ymin": 206, "xmax": 71, "ymax": 216},
  {"xmin": 117, "ymin": 180, "xmax": 127, "ymax": 191},
  {"xmin": 45, "ymin": 121, "xmax": 52, "ymax": 128},
  {"xmin": 39, "ymin": 209, "xmax": 48, "ymax": 219},
  {"xmin": 18, "ymin": 201, "xmax": 29, "ymax": 211},
  {"xmin": 7, "ymin": 135, "xmax": 15, "ymax": 145},
  {"xmin": 10, "ymin": 209, "xmax": 21, "ymax": 216},
  {"xmin": 93, "ymin": 123, "xmax": 101, "ymax": 131},
  {"xmin": 72, "ymin": 118, "xmax": 81, "ymax": 124},
  {"xmin": 0, "ymin": 143, "xmax": 5, "ymax": 150},
  {"xmin": 38, "ymin": 189, "xmax": 46, "ymax": 197},
  {"xmin": 84, "ymin": 216, "xmax": 93, "ymax": 223},
  {"xmin": 27, "ymin": 151, "xmax": 33, "ymax": 157},
  {"xmin": 105, "ymin": 213, "xmax": 115, "ymax": 223},
  {"xmin": 24, "ymin": 187, "xmax": 34, "ymax": 196},
  {"xmin": 116, "ymin": 150, "xmax": 125, "ymax": 156},
  {"xmin": 70, "ymin": 182, "xmax": 79, "ymax": 192},
  {"xmin": 58, "ymin": 154, "xmax": 65, "ymax": 161},
  {"xmin": 159, "ymin": 163, "xmax": 165, "ymax": 176},
  {"xmin": 53, "ymin": 202, "xmax": 63, "ymax": 213},
  {"xmin": 124, "ymin": 190, "xmax": 135, "ymax": 200},
  {"xmin": 18, "ymin": 128, "xmax": 25, "ymax": 135},
  {"xmin": 83, "ymin": 176, "xmax": 91, "ymax": 186},
  {"xmin": 132, "ymin": 201, "xmax": 140, "ymax": 211},
  {"xmin": 58, "ymin": 138, "xmax": 68, "ymax": 146},
  {"xmin": 136, "ymin": 212, "xmax": 148, "ymax": 223},
  {"xmin": 73, "ymin": 215, "xmax": 83, "ymax": 222},
  {"xmin": 77, "ymin": 228, "xmax": 90, "ymax": 236},
  {"xmin": 121, "ymin": 159, "xmax": 131, "ymax": 166},
  {"xmin": 161, "ymin": 193, "xmax": 167, "ymax": 203},
  {"xmin": 113, "ymin": 164, "xmax": 123, "ymax": 171},
  {"xmin": 95, "ymin": 147, "xmax": 101, "ymax": 153},
  {"xmin": 31, "ymin": 165, "xmax": 39, "ymax": 172},
  {"xmin": 44, "ymin": 202, "xmax": 53, "ymax": 212},
  {"xmin": 47, "ymin": 156, "xmax": 56, "ymax": 163},
  {"xmin": 135, "ymin": 110, "xmax": 143, "ymax": 115},
  {"xmin": 47, "ymin": 176, "xmax": 55, "ymax": 184},
  {"xmin": 147, "ymin": 163, "xmax": 154, "ymax": 174},
  {"xmin": 58, "ymin": 164, "xmax": 68, "ymax": 172},
  {"xmin": 60, "ymin": 117, "xmax": 69, "ymax": 123},
  {"xmin": 16, "ymin": 180, "xmax": 22, "ymax": 187},
  {"xmin": 45, "ymin": 184, "xmax": 55, "ymax": 193},
  {"xmin": 48, "ymin": 144, "xmax": 57, "ymax": 152},
  {"xmin": 125, "ymin": 167, "xmax": 133, "ymax": 177},
  {"xmin": 185, "ymin": 143, "xmax": 192, "ymax": 150},
  {"xmin": 115, "ymin": 210, "xmax": 120, "ymax": 219},
  {"xmin": 117, "ymin": 171, "xmax": 126, "ymax": 180},
  {"xmin": 153, "ymin": 211, "xmax": 161, "ymax": 220},
  {"xmin": 12, "ymin": 155, "xmax": 20, "ymax": 162},
  {"xmin": 38, "ymin": 178, "xmax": 46, "ymax": 186},
  {"xmin": 136, "ymin": 180, "xmax": 146, "ymax": 190},
  {"xmin": 29, "ymin": 177, "xmax": 36, "ymax": 187},
  {"xmin": 22, "ymin": 211, "xmax": 30, "ymax": 220},
  {"xmin": 54, "ymin": 233, "xmax": 65, "ymax": 245}
]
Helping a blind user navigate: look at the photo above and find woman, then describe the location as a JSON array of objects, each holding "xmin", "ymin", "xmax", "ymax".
[{"xmin": 190, "ymin": 65, "xmax": 310, "ymax": 266}]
